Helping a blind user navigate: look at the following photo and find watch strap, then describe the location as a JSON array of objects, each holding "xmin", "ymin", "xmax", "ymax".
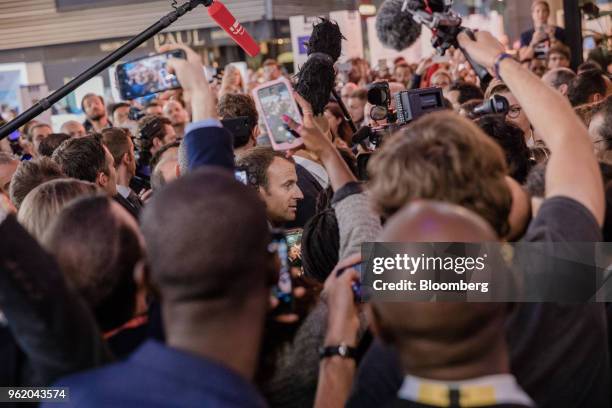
[{"xmin": 319, "ymin": 343, "xmax": 358, "ymax": 360}]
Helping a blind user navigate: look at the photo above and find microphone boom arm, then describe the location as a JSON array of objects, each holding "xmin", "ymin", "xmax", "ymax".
[{"xmin": 0, "ymin": 0, "xmax": 213, "ymax": 140}]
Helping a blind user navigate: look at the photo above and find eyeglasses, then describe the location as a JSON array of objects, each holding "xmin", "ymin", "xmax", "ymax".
[{"xmin": 507, "ymin": 105, "xmax": 522, "ymax": 119}]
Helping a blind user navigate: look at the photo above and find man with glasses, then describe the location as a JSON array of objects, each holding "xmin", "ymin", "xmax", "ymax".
[{"xmin": 486, "ymin": 82, "xmax": 534, "ymax": 145}]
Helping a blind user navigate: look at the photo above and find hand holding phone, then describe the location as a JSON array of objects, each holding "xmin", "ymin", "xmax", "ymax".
[
  {"xmin": 252, "ymin": 77, "xmax": 304, "ymax": 151},
  {"xmin": 116, "ymin": 50, "xmax": 186, "ymax": 100}
]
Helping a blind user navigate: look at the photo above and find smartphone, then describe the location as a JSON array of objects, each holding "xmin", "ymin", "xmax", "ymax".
[
  {"xmin": 252, "ymin": 77, "xmax": 304, "ymax": 151},
  {"xmin": 286, "ymin": 228, "xmax": 303, "ymax": 268},
  {"xmin": 270, "ymin": 230, "xmax": 293, "ymax": 314},
  {"xmin": 116, "ymin": 50, "xmax": 186, "ymax": 100}
]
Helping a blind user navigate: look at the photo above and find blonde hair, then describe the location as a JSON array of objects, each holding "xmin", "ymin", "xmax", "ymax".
[
  {"xmin": 368, "ymin": 111, "xmax": 512, "ymax": 237},
  {"xmin": 18, "ymin": 178, "xmax": 100, "ymax": 240}
]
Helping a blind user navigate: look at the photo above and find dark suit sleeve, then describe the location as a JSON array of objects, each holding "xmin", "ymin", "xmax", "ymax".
[
  {"xmin": 184, "ymin": 125, "xmax": 235, "ymax": 172},
  {"xmin": 0, "ymin": 215, "xmax": 113, "ymax": 385}
]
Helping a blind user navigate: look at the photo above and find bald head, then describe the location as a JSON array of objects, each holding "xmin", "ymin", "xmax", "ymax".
[
  {"xmin": 380, "ymin": 200, "xmax": 498, "ymax": 243},
  {"xmin": 60, "ymin": 120, "xmax": 86, "ymax": 138},
  {"xmin": 370, "ymin": 201, "xmax": 509, "ymax": 379}
]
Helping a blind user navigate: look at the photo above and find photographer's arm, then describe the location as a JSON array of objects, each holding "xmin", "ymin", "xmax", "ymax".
[
  {"xmin": 163, "ymin": 45, "xmax": 234, "ymax": 172},
  {"xmin": 459, "ymin": 32, "xmax": 605, "ymax": 226}
]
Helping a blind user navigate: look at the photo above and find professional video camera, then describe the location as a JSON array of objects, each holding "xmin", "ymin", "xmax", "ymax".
[
  {"xmin": 353, "ymin": 82, "xmax": 446, "ymax": 148},
  {"xmin": 352, "ymin": 83, "xmax": 446, "ymax": 180}
]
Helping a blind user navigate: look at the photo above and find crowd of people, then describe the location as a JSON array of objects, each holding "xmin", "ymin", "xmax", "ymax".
[{"xmin": 0, "ymin": 0, "xmax": 612, "ymax": 406}]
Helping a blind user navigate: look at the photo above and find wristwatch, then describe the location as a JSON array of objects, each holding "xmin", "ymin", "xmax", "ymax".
[{"xmin": 318, "ymin": 343, "xmax": 358, "ymax": 360}]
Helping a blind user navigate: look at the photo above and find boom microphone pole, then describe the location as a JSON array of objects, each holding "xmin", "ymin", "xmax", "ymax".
[{"xmin": 0, "ymin": 0, "xmax": 259, "ymax": 140}]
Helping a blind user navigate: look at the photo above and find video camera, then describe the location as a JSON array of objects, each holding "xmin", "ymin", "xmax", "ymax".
[
  {"xmin": 353, "ymin": 82, "xmax": 446, "ymax": 149},
  {"xmin": 353, "ymin": 82, "xmax": 446, "ymax": 180}
]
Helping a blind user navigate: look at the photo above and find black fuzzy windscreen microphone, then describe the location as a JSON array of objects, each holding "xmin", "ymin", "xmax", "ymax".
[
  {"xmin": 376, "ymin": 0, "xmax": 423, "ymax": 51},
  {"xmin": 295, "ymin": 52, "xmax": 336, "ymax": 116},
  {"xmin": 306, "ymin": 18, "xmax": 346, "ymax": 63}
]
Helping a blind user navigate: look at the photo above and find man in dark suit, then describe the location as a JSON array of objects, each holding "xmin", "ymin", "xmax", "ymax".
[
  {"xmin": 51, "ymin": 135, "xmax": 140, "ymax": 218},
  {"xmin": 51, "ymin": 168, "xmax": 273, "ymax": 407},
  {"xmin": 101, "ymin": 128, "xmax": 143, "ymax": 216}
]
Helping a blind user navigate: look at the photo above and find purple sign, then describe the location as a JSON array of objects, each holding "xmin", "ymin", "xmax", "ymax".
[{"xmin": 298, "ymin": 36, "xmax": 310, "ymax": 55}]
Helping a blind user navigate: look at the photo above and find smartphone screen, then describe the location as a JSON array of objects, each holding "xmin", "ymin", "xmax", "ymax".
[
  {"xmin": 286, "ymin": 228, "xmax": 303, "ymax": 268},
  {"xmin": 256, "ymin": 81, "xmax": 301, "ymax": 146},
  {"xmin": 271, "ymin": 231, "xmax": 293, "ymax": 313},
  {"xmin": 116, "ymin": 50, "xmax": 184, "ymax": 100}
]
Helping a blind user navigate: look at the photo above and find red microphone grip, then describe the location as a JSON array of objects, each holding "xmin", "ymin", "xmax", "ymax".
[{"xmin": 207, "ymin": 1, "xmax": 260, "ymax": 57}]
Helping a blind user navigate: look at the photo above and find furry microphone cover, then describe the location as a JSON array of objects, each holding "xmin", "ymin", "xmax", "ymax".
[
  {"xmin": 306, "ymin": 18, "xmax": 345, "ymax": 63},
  {"xmin": 295, "ymin": 52, "xmax": 336, "ymax": 116}
]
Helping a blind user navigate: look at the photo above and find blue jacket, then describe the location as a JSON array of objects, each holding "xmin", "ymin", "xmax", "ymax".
[
  {"xmin": 184, "ymin": 119, "xmax": 235, "ymax": 172},
  {"xmin": 46, "ymin": 340, "xmax": 266, "ymax": 408}
]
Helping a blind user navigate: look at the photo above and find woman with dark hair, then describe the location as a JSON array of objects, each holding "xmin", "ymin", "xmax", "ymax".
[{"xmin": 324, "ymin": 102, "xmax": 354, "ymax": 147}]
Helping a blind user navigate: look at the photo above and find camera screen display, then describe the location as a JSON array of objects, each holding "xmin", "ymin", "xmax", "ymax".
[
  {"xmin": 117, "ymin": 51, "xmax": 183, "ymax": 100},
  {"xmin": 257, "ymin": 82, "xmax": 300, "ymax": 144}
]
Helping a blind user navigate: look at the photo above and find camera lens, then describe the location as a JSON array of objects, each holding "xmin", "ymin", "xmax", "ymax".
[{"xmin": 370, "ymin": 105, "xmax": 388, "ymax": 121}]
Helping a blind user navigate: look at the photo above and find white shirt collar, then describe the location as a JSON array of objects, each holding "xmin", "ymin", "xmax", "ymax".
[{"xmin": 116, "ymin": 184, "xmax": 131, "ymax": 199}]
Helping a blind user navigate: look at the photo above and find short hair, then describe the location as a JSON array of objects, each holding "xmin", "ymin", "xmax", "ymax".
[
  {"xmin": 150, "ymin": 140, "xmax": 179, "ymax": 171},
  {"xmin": 38, "ymin": 133, "xmax": 71, "ymax": 157},
  {"xmin": 568, "ymin": 70, "xmax": 607, "ymax": 107},
  {"xmin": 140, "ymin": 168, "xmax": 274, "ymax": 308},
  {"xmin": 448, "ymin": 81, "xmax": 485, "ymax": 105},
  {"xmin": 476, "ymin": 114, "xmax": 532, "ymax": 184},
  {"xmin": 27, "ymin": 123, "xmax": 52, "ymax": 142},
  {"xmin": 217, "ymin": 94, "xmax": 259, "ymax": 149},
  {"xmin": 301, "ymin": 208, "xmax": 339, "ymax": 283},
  {"xmin": 18, "ymin": 178, "xmax": 99, "ymax": 240},
  {"xmin": 548, "ymin": 44, "xmax": 571, "ymax": 61},
  {"xmin": 101, "ymin": 128, "xmax": 131, "ymax": 170},
  {"xmin": 52, "ymin": 135, "xmax": 109, "ymax": 183},
  {"xmin": 578, "ymin": 61, "xmax": 603, "ymax": 74},
  {"xmin": 10, "ymin": 157, "xmax": 64, "ymax": 209},
  {"xmin": 545, "ymin": 68, "xmax": 577, "ymax": 89},
  {"xmin": 591, "ymin": 95, "xmax": 612, "ymax": 151},
  {"xmin": 80, "ymin": 93, "xmax": 105, "ymax": 112},
  {"xmin": 368, "ymin": 111, "xmax": 511, "ymax": 236},
  {"xmin": 110, "ymin": 102, "xmax": 130, "ymax": 117},
  {"xmin": 137, "ymin": 115, "xmax": 172, "ymax": 152},
  {"xmin": 236, "ymin": 146, "xmax": 293, "ymax": 190},
  {"xmin": 349, "ymin": 89, "xmax": 368, "ymax": 102},
  {"xmin": 43, "ymin": 196, "xmax": 143, "ymax": 332}
]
